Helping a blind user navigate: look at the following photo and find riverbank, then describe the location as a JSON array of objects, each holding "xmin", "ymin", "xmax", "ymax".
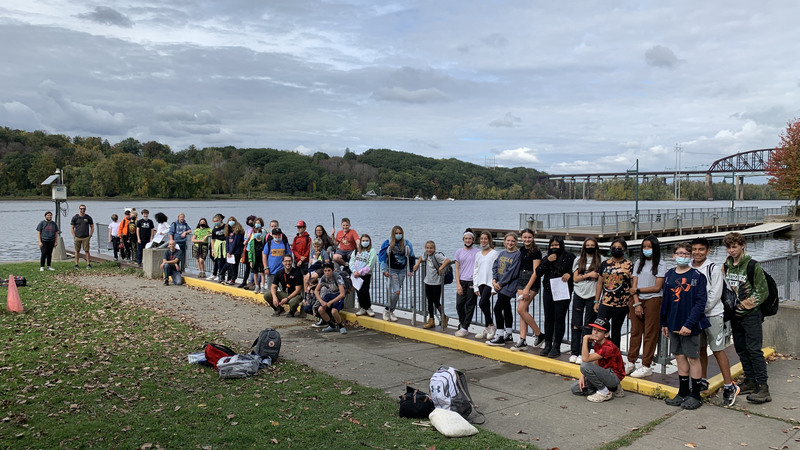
[{"xmin": 4, "ymin": 262, "xmax": 799, "ymax": 449}]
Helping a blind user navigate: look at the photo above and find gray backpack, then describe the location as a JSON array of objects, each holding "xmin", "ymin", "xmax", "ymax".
[
  {"xmin": 251, "ymin": 328, "xmax": 281, "ymax": 366},
  {"xmin": 217, "ymin": 354, "xmax": 260, "ymax": 379}
]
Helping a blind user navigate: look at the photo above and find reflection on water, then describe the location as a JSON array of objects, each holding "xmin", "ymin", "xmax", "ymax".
[{"xmin": 3, "ymin": 198, "xmax": 798, "ymax": 263}]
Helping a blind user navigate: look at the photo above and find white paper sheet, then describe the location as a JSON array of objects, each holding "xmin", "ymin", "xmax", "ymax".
[
  {"xmin": 226, "ymin": 254, "xmax": 235, "ymax": 264},
  {"xmin": 549, "ymin": 278, "xmax": 571, "ymax": 301},
  {"xmin": 351, "ymin": 274, "xmax": 363, "ymax": 291}
]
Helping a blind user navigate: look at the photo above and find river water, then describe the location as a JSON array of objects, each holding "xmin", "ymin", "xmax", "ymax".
[{"xmin": 6, "ymin": 198, "xmax": 799, "ymax": 264}]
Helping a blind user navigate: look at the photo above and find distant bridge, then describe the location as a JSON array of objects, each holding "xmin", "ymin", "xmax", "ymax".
[{"xmin": 540, "ymin": 148, "xmax": 774, "ymax": 200}]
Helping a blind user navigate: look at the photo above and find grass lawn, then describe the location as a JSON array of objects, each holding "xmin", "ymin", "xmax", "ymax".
[{"xmin": 0, "ymin": 262, "xmax": 528, "ymax": 449}]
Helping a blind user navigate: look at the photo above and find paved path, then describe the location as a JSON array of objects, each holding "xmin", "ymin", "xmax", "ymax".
[{"xmin": 74, "ymin": 274, "xmax": 799, "ymax": 450}]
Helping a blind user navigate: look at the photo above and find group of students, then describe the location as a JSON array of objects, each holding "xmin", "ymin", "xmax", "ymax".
[{"xmin": 570, "ymin": 232, "xmax": 771, "ymax": 410}]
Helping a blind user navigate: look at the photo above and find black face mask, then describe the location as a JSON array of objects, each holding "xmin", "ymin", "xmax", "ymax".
[
  {"xmin": 548, "ymin": 247, "xmax": 563, "ymax": 256},
  {"xmin": 610, "ymin": 247, "xmax": 625, "ymax": 258},
  {"xmin": 585, "ymin": 246, "xmax": 597, "ymax": 254}
]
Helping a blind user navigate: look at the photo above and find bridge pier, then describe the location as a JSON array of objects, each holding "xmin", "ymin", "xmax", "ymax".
[
  {"xmin": 705, "ymin": 173, "xmax": 713, "ymax": 200},
  {"xmin": 736, "ymin": 175, "xmax": 745, "ymax": 200}
]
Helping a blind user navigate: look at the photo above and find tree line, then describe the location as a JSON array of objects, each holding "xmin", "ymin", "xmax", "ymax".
[{"xmin": 0, "ymin": 126, "xmax": 784, "ymax": 201}]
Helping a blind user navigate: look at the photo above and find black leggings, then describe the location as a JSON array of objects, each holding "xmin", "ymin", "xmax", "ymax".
[
  {"xmin": 478, "ymin": 284, "xmax": 494, "ymax": 326},
  {"xmin": 597, "ymin": 304, "xmax": 629, "ymax": 349},
  {"xmin": 543, "ymin": 289, "xmax": 571, "ymax": 347},
  {"xmin": 493, "ymin": 293, "xmax": 513, "ymax": 329},
  {"xmin": 40, "ymin": 240, "xmax": 55, "ymax": 267},
  {"xmin": 425, "ymin": 283, "xmax": 442, "ymax": 318},
  {"xmin": 356, "ymin": 274, "xmax": 372, "ymax": 309},
  {"xmin": 226, "ymin": 254, "xmax": 241, "ymax": 282}
]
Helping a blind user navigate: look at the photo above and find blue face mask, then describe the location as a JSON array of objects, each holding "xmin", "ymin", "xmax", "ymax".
[
  {"xmin": 254, "ymin": 232, "xmax": 262, "ymax": 239},
  {"xmin": 395, "ymin": 234, "xmax": 403, "ymax": 240},
  {"xmin": 642, "ymin": 249, "xmax": 653, "ymax": 258},
  {"xmin": 675, "ymin": 256, "xmax": 692, "ymax": 266},
  {"xmin": 255, "ymin": 223, "xmax": 262, "ymax": 229},
  {"xmin": 228, "ymin": 221, "xmax": 235, "ymax": 227}
]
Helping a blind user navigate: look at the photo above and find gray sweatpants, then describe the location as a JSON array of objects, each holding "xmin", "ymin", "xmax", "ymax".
[{"xmin": 570, "ymin": 362, "xmax": 620, "ymax": 394}]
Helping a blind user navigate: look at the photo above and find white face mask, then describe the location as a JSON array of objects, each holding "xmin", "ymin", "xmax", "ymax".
[{"xmin": 361, "ymin": 240, "xmax": 370, "ymax": 247}]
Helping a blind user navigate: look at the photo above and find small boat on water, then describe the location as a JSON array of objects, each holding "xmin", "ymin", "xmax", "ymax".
[
  {"xmin": 430, "ymin": 195, "xmax": 438, "ymax": 201},
  {"xmin": 445, "ymin": 198, "xmax": 455, "ymax": 201},
  {"xmin": 413, "ymin": 195, "xmax": 424, "ymax": 201}
]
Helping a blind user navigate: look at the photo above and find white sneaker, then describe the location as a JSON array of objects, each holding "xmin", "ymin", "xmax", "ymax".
[
  {"xmin": 485, "ymin": 324, "xmax": 497, "ymax": 340},
  {"xmin": 569, "ymin": 355, "xmax": 578, "ymax": 363},
  {"xmin": 40, "ymin": 267, "xmax": 45, "ymax": 272},
  {"xmin": 383, "ymin": 310, "xmax": 390, "ymax": 321},
  {"xmin": 47, "ymin": 267, "xmax": 55, "ymax": 271},
  {"xmin": 587, "ymin": 391, "xmax": 613, "ymax": 403},
  {"xmin": 624, "ymin": 362, "xmax": 636, "ymax": 375},
  {"xmin": 389, "ymin": 311, "xmax": 398, "ymax": 322},
  {"xmin": 475, "ymin": 329, "xmax": 487, "ymax": 340},
  {"xmin": 630, "ymin": 366, "xmax": 653, "ymax": 378},
  {"xmin": 454, "ymin": 328, "xmax": 469, "ymax": 337},
  {"xmin": 206, "ymin": 274, "xmax": 216, "ymax": 280},
  {"xmin": 575, "ymin": 355, "xmax": 582, "ymax": 364},
  {"xmin": 366, "ymin": 308, "xmax": 375, "ymax": 317},
  {"xmin": 355, "ymin": 308, "xmax": 367, "ymax": 316}
]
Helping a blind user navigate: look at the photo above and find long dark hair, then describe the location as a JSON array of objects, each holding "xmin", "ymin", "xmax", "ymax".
[
  {"xmin": 314, "ymin": 225, "xmax": 335, "ymax": 249},
  {"xmin": 520, "ymin": 228, "xmax": 538, "ymax": 252},
  {"xmin": 637, "ymin": 235, "xmax": 661, "ymax": 276},
  {"xmin": 577, "ymin": 237, "xmax": 600, "ymax": 275}
]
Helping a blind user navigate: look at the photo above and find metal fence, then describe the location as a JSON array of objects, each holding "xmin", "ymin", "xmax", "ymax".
[{"xmin": 519, "ymin": 206, "xmax": 790, "ymax": 235}]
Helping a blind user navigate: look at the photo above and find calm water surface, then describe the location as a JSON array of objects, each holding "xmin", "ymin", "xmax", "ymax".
[{"xmin": 5, "ymin": 198, "xmax": 798, "ymax": 264}]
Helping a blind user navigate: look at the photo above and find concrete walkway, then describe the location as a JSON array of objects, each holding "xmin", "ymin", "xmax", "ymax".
[{"xmin": 77, "ymin": 274, "xmax": 800, "ymax": 450}]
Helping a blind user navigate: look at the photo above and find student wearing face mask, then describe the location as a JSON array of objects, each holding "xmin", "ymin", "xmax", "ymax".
[
  {"xmin": 412, "ymin": 240, "xmax": 452, "ymax": 330},
  {"xmin": 350, "ymin": 234, "xmax": 378, "ymax": 317},
  {"xmin": 237, "ymin": 215, "xmax": 257, "ymax": 289},
  {"xmin": 207, "ymin": 214, "xmax": 226, "ymax": 281},
  {"xmin": 595, "ymin": 238, "xmax": 633, "ymax": 349},
  {"xmin": 191, "ymin": 218, "xmax": 211, "ymax": 278},
  {"xmin": 532, "ymin": 236, "xmax": 575, "ymax": 358},
  {"xmin": 378, "ymin": 225, "xmax": 415, "ymax": 322},
  {"xmin": 247, "ymin": 218, "xmax": 267, "ymax": 293},
  {"xmin": 222, "ymin": 216, "xmax": 245, "ymax": 285},
  {"xmin": 660, "ymin": 242, "xmax": 709, "ymax": 410},
  {"xmin": 569, "ymin": 238, "xmax": 602, "ymax": 364},
  {"xmin": 627, "ymin": 235, "xmax": 667, "ymax": 378}
]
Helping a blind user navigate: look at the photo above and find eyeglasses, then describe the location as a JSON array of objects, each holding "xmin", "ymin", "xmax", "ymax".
[
  {"xmin": 79, "ymin": 208, "xmax": 86, "ymax": 210},
  {"xmin": 675, "ymin": 252, "xmax": 691, "ymax": 257}
]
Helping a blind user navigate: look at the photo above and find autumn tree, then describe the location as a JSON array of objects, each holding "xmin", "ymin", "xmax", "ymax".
[{"xmin": 766, "ymin": 118, "xmax": 800, "ymax": 215}]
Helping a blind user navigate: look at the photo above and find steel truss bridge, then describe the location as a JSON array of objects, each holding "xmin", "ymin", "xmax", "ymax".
[{"xmin": 541, "ymin": 148, "xmax": 774, "ymax": 200}]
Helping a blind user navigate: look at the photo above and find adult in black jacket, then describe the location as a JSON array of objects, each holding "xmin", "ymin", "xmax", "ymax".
[{"xmin": 535, "ymin": 236, "xmax": 576, "ymax": 358}]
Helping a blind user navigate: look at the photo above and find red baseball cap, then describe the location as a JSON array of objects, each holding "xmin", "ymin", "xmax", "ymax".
[{"xmin": 296, "ymin": 220, "xmax": 306, "ymax": 227}]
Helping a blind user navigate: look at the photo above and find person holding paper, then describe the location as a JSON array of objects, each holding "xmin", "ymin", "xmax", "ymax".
[
  {"xmin": 534, "ymin": 236, "xmax": 575, "ymax": 358},
  {"xmin": 350, "ymin": 234, "xmax": 378, "ymax": 317}
]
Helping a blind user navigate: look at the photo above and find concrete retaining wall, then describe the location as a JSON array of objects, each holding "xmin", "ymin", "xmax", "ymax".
[{"xmin": 763, "ymin": 300, "xmax": 800, "ymax": 356}]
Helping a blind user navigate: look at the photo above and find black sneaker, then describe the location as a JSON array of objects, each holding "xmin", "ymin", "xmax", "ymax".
[
  {"xmin": 487, "ymin": 335, "xmax": 506, "ymax": 346},
  {"xmin": 510, "ymin": 340, "xmax": 528, "ymax": 352},
  {"xmin": 311, "ymin": 319, "xmax": 326, "ymax": 328},
  {"xmin": 164, "ymin": 279, "xmax": 169, "ymax": 285},
  {"xmin": 722, "ymin": 383, "xmax": 740, "ymax": 408},
  {"xmin": 698, "ymin": 378, "xmax": 709, "ymax": 392},
  {"xmin": 74, "ymin": 264, "xmax": 79, "ymax": 270},
  {"xmin": 532, "ymin": 334, "xmax": 544, "ymax": 347},
  {"xmin": 86, "ymin": 264, "xmax": 92, "ymax": 269},
  {"xmin": 272, "ymin": 309, "xmax": 284, "ymax": 317}
]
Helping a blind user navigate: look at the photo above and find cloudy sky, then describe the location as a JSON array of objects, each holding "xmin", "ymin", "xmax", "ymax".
[{"xmin": 1, "ymin": 1, "xmax": 798, "ymax": 175}]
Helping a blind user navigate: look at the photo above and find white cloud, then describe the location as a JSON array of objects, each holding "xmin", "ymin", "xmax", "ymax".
[
  {"xmin": 372, "ymin": 87, "xmax": 449, "ymax": 103},
  {"xmin": 645, "ymin": 45, "xmax": 679, "ymax": 69},
  {"xmin": 489, "ymin": 112, "xmax": 521, "ymax": 128},
  {"xmin": 494, "ymin": 147, "xmax": 540, "ymax": 165}
]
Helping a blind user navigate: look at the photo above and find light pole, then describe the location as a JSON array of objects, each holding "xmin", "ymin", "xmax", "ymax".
[{"xmin": 627, "ymin": 159, "xmax": 639, "ymax": 239}]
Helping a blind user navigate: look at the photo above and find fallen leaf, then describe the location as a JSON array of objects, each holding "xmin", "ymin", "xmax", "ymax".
[
  {"xmin": 685, "ymin": 444, "xmax": 696, "ymax": 448},
  {"xmin": 340, "ymin": 387, "xmax": 353, "ymax": 395},
  {"xmin": 697, "ymin": 425, "xmax": 706, "ymax": 429},
  {"xmin": 270, "ymin": 438, "xmax": 278, "ymax": 444}
]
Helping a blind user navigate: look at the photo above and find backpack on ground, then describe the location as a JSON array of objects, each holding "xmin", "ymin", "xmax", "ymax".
[
  {"xmin": 204, "ymin": 343, "xmax": 236, "ymax": 369},
  {"xmin": 429, "ymin": 366, "xmax": 483, "ymax": 423},
  {"xmin": 251, "ymin": 328, "xmax": 281, "ymax": 366},
  {"xmin": 217, "ymin": 354, "xmax": 261, "ymax": 379},
  {"xmin": 398, "ymin": 386, "xmax": 435, "ymax": 419}
]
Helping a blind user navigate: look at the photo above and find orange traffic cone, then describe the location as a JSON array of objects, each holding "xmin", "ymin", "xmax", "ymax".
[{"xmin": 6, "ymin": 275, "xmax": 23, "ymax": 313}]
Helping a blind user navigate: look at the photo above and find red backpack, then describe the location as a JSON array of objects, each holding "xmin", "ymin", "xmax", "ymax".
[{"xmin": 204, "ymin": 343, "xmax": 236, "ymax": 369}]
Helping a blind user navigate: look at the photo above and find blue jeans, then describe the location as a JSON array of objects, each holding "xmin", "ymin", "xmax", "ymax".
[
  {"xmin": 163, "ymin": 264, "xmax": 182, "ymax": 285},
  {"xmin": 388, "ymin": 269, "xmax": 407, "ymax": 311}
]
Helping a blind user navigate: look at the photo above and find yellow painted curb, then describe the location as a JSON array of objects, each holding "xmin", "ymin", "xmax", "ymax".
[{"xmin": 181, "ymin": 277, "xmax": 773, "ymax": 399}]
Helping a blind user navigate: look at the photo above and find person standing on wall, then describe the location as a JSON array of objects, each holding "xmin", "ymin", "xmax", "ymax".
[
  {"xmin": 70, "ymin": 204, "xmax": 94, "ymax": 270},
  {"xmin": 36, "ymin": 211, "xmax": 59, "ymax": 271}
]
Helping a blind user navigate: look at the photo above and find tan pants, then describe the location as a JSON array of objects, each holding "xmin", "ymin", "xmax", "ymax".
[{"xmin": 627, "ymin": 296, "xmax": 662, "ymax": 367}]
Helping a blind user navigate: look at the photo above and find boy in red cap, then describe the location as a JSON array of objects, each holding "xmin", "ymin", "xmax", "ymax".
[{"xmin": 571, "ymin": 318, "xmax": 626, "ymax": 402}]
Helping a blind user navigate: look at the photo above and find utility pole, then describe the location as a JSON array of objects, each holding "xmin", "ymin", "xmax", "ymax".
[{"xmin": 674, "ymin": 144, "xmax": 683, "ymax": 200}]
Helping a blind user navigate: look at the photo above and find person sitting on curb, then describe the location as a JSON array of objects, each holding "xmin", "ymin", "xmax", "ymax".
[
  {"xmin": 661, "ymin": 242, "xmax": 709, "ymax": 410},
  {"xmin": 265, "ymin": 255, "xmax": 304, "ymax": 317},
  {"xmin": 570, "ymin": 318, "xmax": 626, "ymax": 402},
  {"xmin": 315, "ymin": 262, "xmax": 347, "ymax": 334},
  {"xmin": 161, "ymin": 241, "xmax": 183, "ymax": 286}
]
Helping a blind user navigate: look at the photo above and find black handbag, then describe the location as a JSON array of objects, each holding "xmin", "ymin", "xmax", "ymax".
[{"xmin": 398, "ymin": 386, "xmax": 435, "ymax": 419}]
